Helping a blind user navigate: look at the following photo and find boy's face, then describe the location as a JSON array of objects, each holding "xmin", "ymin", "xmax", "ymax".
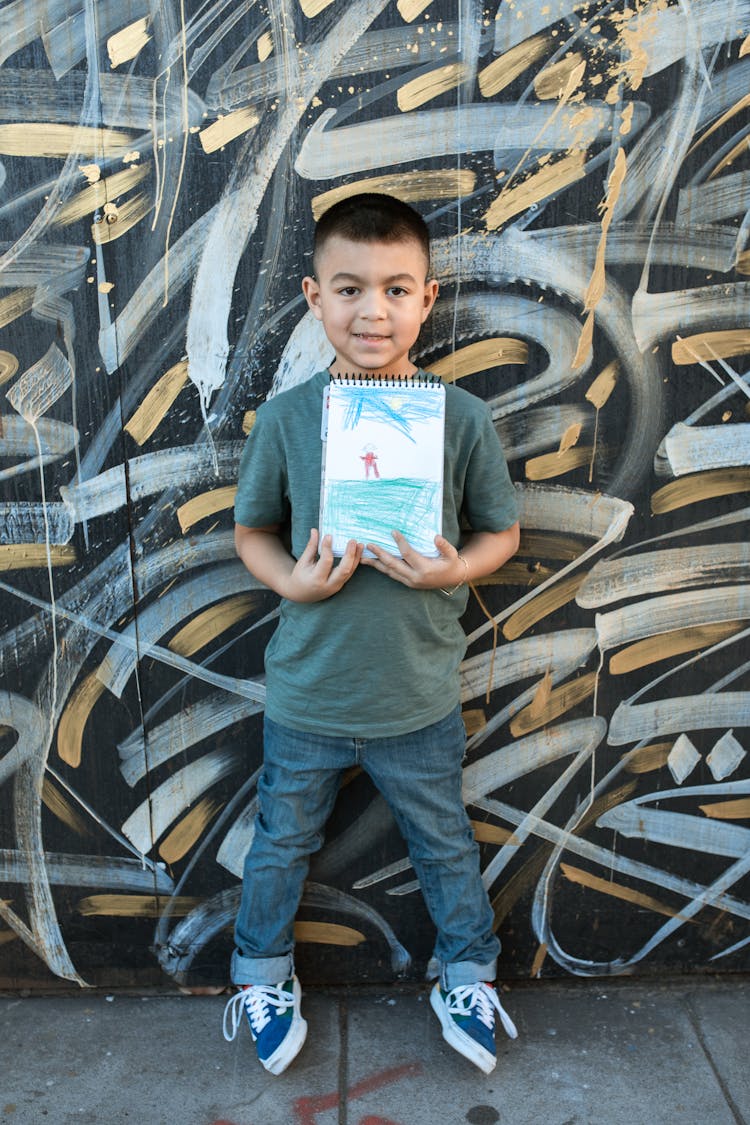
[{"xmin": 302, "ymin": 235, "xmax": 438, "ymax": 378}]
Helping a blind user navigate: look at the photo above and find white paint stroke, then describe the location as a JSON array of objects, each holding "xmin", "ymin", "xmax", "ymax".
[
  {"xmin": 6, "ymin": 343, "xmax": 73, "ymax": 422},
  {"xmin": 596, "ymin": 585, "xmax": 750, "ymax": 652},
  {"xmin": 42, "ymin": 0, "xmax": 150, "ymax": 80},
  {"xmin": 187, "ymin": 0, "xmax": 393, "ymax": 413},
  {"xmin": 270, "ymin": 312, "xmax": 333, "ymax": 397},
  {"xmin": 598, "ymin": 786, "xmax": 750, "ymax": 857},
  {"xmin": 0, "ymin": 502, "xmax": 74, "ymax": 545},
  {"xmin": 215, "ymin": 796, "xmax": 259, "ymax": 876},
  {"xmin": 667, "ymin": 733, "xmax": 702, "ymax": 784},
  {"xmin": 0, "ymin": 850, "xmax": 173, "ymax": 892},
  {"xmin": 494, "ymin": 0, "xmax": 580, "ymax": 54},
  {"xmin": 0, "ymin": 692, "xmax": 46, "ymax": 787},
  {"xmin": 676, "ymin": 170, "xmax": 750, "ymax": 227},
  {"xmin": 534, "ymin": 222, "xmax": 739, "ymax": 274},
  {"xmin": 608, "ymin": 692, "xmax": 750, "ymax": 745},
  {"xmin": 98, "ymin": 207, "xmax": 216, "ymax": 373},
  {"xmin": 121, "ymin": 747, "xmax": 242, "ymax": 854},
  {"xmin": 657, "ymin": 422, "xmax": 750, "ymax": 478},
  {"xmin": 496, "ymin": 404, "xmax": 591, "ymax": 463},
  {"xmin": 578, "ymin": 543, "xmax": 750, "ymax": 607},
  {"xmin": 60, "ymin": 443, "xmax": 243, "ymax": 523},
  {"xmin": 466, "ymin": 486, "xmax": 634, "ymax": 648},
  {"xmin": 632, "ymin": 282, "xmax": 750, "ymax": 353},
  {"xmin": 635, "ymin": 0, "xmax": 750, "ymax": 79},
  {"xmin": 119, "ymin": 694, "xmax": 263, "ymax": 787},
  {"xmin": 460, "ymin": 628, "xmax": 597, "ymax": 703},
  {"xmin": 0, "ymin": 417, "xmax": 77, "ymax": 483},
  {"xmin": 294, "ymin": 101, "xmax": 648, "ymax": 179},
  {"xmin": 707, "ymin": 731, "xmax": 746, "ymax": 780},
  {"xmin": 98, "ymin": 560, "xmax": 255, "ymax": 698}
]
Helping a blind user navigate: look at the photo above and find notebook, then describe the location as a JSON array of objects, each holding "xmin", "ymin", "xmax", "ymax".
[{"xmin": 320, "ymin": 374, "xmax": 446, "ymax": 558}]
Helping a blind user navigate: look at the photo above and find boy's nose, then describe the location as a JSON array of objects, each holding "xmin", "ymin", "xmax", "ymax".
[{"xmin": 360, "ymin": 291, "xmax": 387, "ymax": 318}]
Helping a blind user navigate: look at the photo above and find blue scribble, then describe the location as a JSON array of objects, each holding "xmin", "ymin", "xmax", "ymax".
[{"xmin": 338, "ymin": 385, "xmax": 444, "ymax": 443}]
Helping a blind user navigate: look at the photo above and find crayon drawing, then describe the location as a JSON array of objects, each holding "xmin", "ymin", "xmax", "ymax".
[{"xmin": 321, "ymin": 382, "xmax": 445, "ymax": 556}]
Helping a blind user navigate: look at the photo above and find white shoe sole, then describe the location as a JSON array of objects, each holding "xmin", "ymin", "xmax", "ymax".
[
  {"xmin": 261, "ymin": 978, "xmax": 308, "ymax": 1076},
  {"xmin": 429, "ymin": 983, "xmax": 496, "ymax": 1075}
]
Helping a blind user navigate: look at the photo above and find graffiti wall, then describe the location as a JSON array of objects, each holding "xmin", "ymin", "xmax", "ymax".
[{"xmin": 1, "ymin": 0, "xmax": 749, "ymax": 990}]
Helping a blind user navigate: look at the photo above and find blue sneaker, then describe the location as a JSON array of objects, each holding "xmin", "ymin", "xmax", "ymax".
[
  {"xmin": 223, "ymin": 977, "xmax": 307, "ymax": 1075},
  {"xmin": 430, "ymin": 981, "xmax": 518, "ymax": 1074}
]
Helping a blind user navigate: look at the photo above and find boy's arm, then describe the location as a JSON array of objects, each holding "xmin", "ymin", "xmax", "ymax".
[
  {"xmin": 235, "ymin": 523, "xmax": 363, "ymax": 603},
  {"xmin": 361, "ymin": 522, "xmax": 520, "ymax": 592}
]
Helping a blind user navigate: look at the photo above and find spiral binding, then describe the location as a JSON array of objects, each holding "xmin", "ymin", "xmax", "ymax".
[{"xmin": 329, "ymin": 372, "xmax": 442, "ymax": 387}]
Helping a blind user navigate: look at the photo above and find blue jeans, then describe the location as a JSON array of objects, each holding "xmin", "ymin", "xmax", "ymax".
[{"xmin": 231, "ymin": 705, "xmax": 500, "ymax": 991}]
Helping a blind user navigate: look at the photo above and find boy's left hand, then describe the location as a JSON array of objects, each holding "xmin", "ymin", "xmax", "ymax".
[{"xmin": 361, "ymin": 531, "xmax": 464, "ymax": 590}]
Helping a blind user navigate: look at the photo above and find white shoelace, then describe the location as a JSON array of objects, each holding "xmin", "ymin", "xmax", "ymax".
[
  {"xmin": 445, "ymin": 982, "xmax": 519, "ymax": 1040},
  {"xmin": 222, "ymin": 983, "xmax": 295, "ymax": 1042}
]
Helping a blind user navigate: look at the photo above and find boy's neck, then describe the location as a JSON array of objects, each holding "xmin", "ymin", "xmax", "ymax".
[{"xmin": 328, "ymin": 363, "xmax": 419, "ymax": 380}]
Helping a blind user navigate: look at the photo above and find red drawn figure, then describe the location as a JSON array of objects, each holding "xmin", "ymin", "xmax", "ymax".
[{"xmin": 360, "ymin": 443, "xmax": 380, "ymax": 479}]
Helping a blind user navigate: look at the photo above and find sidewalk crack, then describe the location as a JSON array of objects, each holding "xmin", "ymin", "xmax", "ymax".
[
  {"xmin": 338, "ymin": 996, "xmax": 348, "ymax": 1125},
  {"xmin": 685, "ymin": 994, "xmax": 747, "ymax": 1125}
]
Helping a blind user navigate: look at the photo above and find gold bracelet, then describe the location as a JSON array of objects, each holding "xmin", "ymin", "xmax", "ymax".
[{"xmin": 440, "ymin": 552, "xmax": 469, "ymax": 596}]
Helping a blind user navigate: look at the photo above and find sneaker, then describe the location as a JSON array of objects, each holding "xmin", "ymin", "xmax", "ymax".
[
  {"xmin": 430, "ymin": 981, "xmax": 518, "ymax": 1074},
  {"xmin": 222, "ymin": 977, "xmax": 307, "ymax": 1075}
]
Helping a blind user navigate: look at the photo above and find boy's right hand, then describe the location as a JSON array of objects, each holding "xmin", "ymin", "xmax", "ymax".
[{"xmin": 284, "ymin": 528, "xmax": 363, "ymax": 602}]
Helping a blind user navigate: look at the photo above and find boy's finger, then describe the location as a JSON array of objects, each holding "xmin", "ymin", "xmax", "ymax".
[{"xmin": 298, "ymin": 527, "xmax": 319, "ymax": 562}]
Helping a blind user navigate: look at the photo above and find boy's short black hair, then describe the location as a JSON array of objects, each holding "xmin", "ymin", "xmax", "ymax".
[{"xmin": 313, "ymin": 192, "xmax": 431, "ymax": 273}]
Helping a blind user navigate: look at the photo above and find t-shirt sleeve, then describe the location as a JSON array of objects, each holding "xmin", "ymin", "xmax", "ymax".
[
  {"xmin": 233, "ymin": 405, "xmax": 289, "ymax": 527},
  {"xmin": 462, "ymin": 402, "xmax": 519, "ymax": 532}
]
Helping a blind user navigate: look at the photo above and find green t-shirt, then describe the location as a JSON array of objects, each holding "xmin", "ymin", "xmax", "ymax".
[{"xmin": 234, "ymin": 370, "xmax": 518, "ymax": 737}]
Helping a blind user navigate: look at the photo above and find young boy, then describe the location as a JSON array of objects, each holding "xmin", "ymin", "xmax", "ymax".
[{"xmin": 222, "ymin": 193, "xmax": 520, "ymax": 1077}]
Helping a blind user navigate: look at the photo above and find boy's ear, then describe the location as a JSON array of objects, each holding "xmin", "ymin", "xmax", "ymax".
[
  {"xmin": 302, "ymin": 275, "xmax": 323, "ymax": 320},
  {"xmin": 421, "ymin": 278, "xmax": 439, "ymax": 322}
]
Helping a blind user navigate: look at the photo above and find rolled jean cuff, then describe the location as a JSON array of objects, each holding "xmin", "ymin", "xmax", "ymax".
[
  {"xmin": 231, "ymin": 948, "xmax": 294, "ymax": 987},
  {"xmin": 439, "ymin": 957, "xmax": 498, "ymax": 991}
]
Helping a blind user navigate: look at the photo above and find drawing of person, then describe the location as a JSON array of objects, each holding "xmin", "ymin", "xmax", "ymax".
[{"xmin": 360, "ymin": 443, "xmax": 380, "ymax": 479}]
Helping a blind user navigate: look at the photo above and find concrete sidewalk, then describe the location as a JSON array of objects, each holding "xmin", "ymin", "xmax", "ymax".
[{"xmin": 2, "ymin": 976, "xmax": 748, "ymax": 1125}]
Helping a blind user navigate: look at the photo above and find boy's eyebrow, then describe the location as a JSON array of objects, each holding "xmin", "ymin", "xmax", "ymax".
[{"xmin": 329, "ymin": 271, "xmax": 421, "ymax": 284}]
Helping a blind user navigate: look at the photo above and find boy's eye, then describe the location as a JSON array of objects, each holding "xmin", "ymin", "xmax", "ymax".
[
  {"xmin": 338, "ymin": 286, "xmax": 359, "ymax": 296},
  {"xmin": 388, "ymin": 286, "xmax": 408, "ymax": 297}
]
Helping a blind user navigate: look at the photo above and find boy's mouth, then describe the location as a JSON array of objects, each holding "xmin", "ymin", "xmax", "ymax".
[{"xmin": 355, "ymin": 333, "xmax": 389, "ymax": 341}]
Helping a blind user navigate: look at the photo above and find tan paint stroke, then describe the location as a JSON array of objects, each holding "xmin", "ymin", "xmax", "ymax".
[
  {"xmin": 534, "ymin": 53, "xmax": 585, "ymax": 100},
  {"xmin": 620, "ymin": 103, "xmax": 635, "ymax": 136},
  {"xmin": 528, "ymin": 668, "xmax": 552, "ymax": 721},
  {"xmin": 91, "ymin": 192, "xmax": 152, "ymax": 244},
  {"xmin": 108, "ymin": 17, "xmax": 151, "ymax": 68},
  {"xmin": 560, "ymin": 862, "xmax": 694, "ymax": 921},
  {"xmin": 397, "ymin": 62, "xmax": 471, "ymax": 112},
  {"xmin": 177, "ymin": 486, "xmax": 237, "ymax": 534},
  {"xmin": 478, "ymin": 33, "xmax": 550, "ymax": 98},
  {"xmin": 0, "ymin": 930, "xmax": 17, "ymax": 946},
  {"xmin": 0, "ymin": 351, "xmax": 19, "ymax": 386},
  {"xmin": 609, "ymin": 621, "xmax": 744, "ymax": 675},
  {"xmin": 54, "ymin": 163, "xmax": 151, "ymax": 226},
  {"xmin": 461, "ymin": 709, "xmax": 486, "ymax": 737},
  {"xmin": 159, "ymin": 797, "xmax": 223, "ymax": 864},
  {"xmin": 609, "ymin": 0, "xmax": 669, "ymax": 95},
  {"xmin": 492, "ymin": 847, "xmax": 550, "ymax": 927},
  {"xmin": 298, "ymin": 0, "xmax": 336, "ymax": 16},
  {"xmin": 397, "ymin": 0, "xmax": 431, "ymax": 20},
  {"xmin": 0, "ymin": 289, "xmax": 34, "ymax": 331},
  {"xmin": 690, "ymin": 92, "xmax": 750, "ymax": 157},
  {"xmin": 57, "ymin": 672, "xmax": 107, "ymax": 768},
  {"xmin": 709, "ymin": 135, "xmax": 750, "ymax": 181},
  {"xmin": 0, "ymin": 124, "xmax": 135, "ymax": 158},
  {"xmin": 475, "ymin": 560, "xmax": 556, "ymax": 587},
  {"xmin": 77, "ymin": 895, "xmax": 203, "ymax": 917},
  {"xmin": 242, "ymin": 410, "xmax": 257, "ymax": 435},
  {"xmin": 672, "ymin": 330, "xmax": 750, "ymax": 365},
  {"xmin": 509, "ymin": 670, "xmax": 597, "ymax": 738},
  {"xmin": 699, "ymin": 798, "xmax": 750, "ymax": 820},
  {"xmin": 294, "ymin": 921, "xmax": 365, "ymax": 946},
  {"xmin": 485, "ymin": 150, "xmax": 587, "ymax": 230},
  {"xmin": 572, "ymin": 147, "xmax": 628, "ymax": 369},
  {"xmin": 559, "ymin": 422, "xmax": 582, "ymax": 454},
  {"xmin": 525, "ymin": 446, "xmax": 594, "ymax": 481},
  {"xmin": 0, "ymin": 545, "xmax": 76, "ymax": 572},
  {"xmin": 518, "ymin": 531, "xmax": 589, "ymax": 562},
  {"xmin": 78, "ymin": 163, "xmax": 101, "ymax": 184},
  {"xmin": 429, "ymin": 338, "xmax": 528, "ymax": 382},
  {"xmin": 199, "ymin": 108, "xmax": 261, "ymax": 155},
  {"xmin": 125, "ymin": 360, "xmax": 189, "ymax": 445},
  {"xmin": 651, "ymin": 469, "xmax": 750, "ymax": 514},
  {"xmin": 736, "ymin": 251, "xmax": 750, "ymax": 276},
  {"xmin": 622, "ymin": 742, "xmax": 673, "ymax": 774},
  {"xmin": 530, "ymin": 942, "xmax": 548, "ymax": 977},
  {"xmin": 585, "ymin": 360, "xmax": 619, "ymax": 409},
  {"xmin": 311, "ymin": 169, "xmax": 477, "ymax": 220},
  {"xmin": 471, "ymin": 820, "xmax": 513, "ymax": 845},
  {"xmin": 168, "ymin": 593, "xmax": 257, "ymax": 657},
  {"xmin": 41, "ymin": 778, "xmax": 90, "ymax": 837}
]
